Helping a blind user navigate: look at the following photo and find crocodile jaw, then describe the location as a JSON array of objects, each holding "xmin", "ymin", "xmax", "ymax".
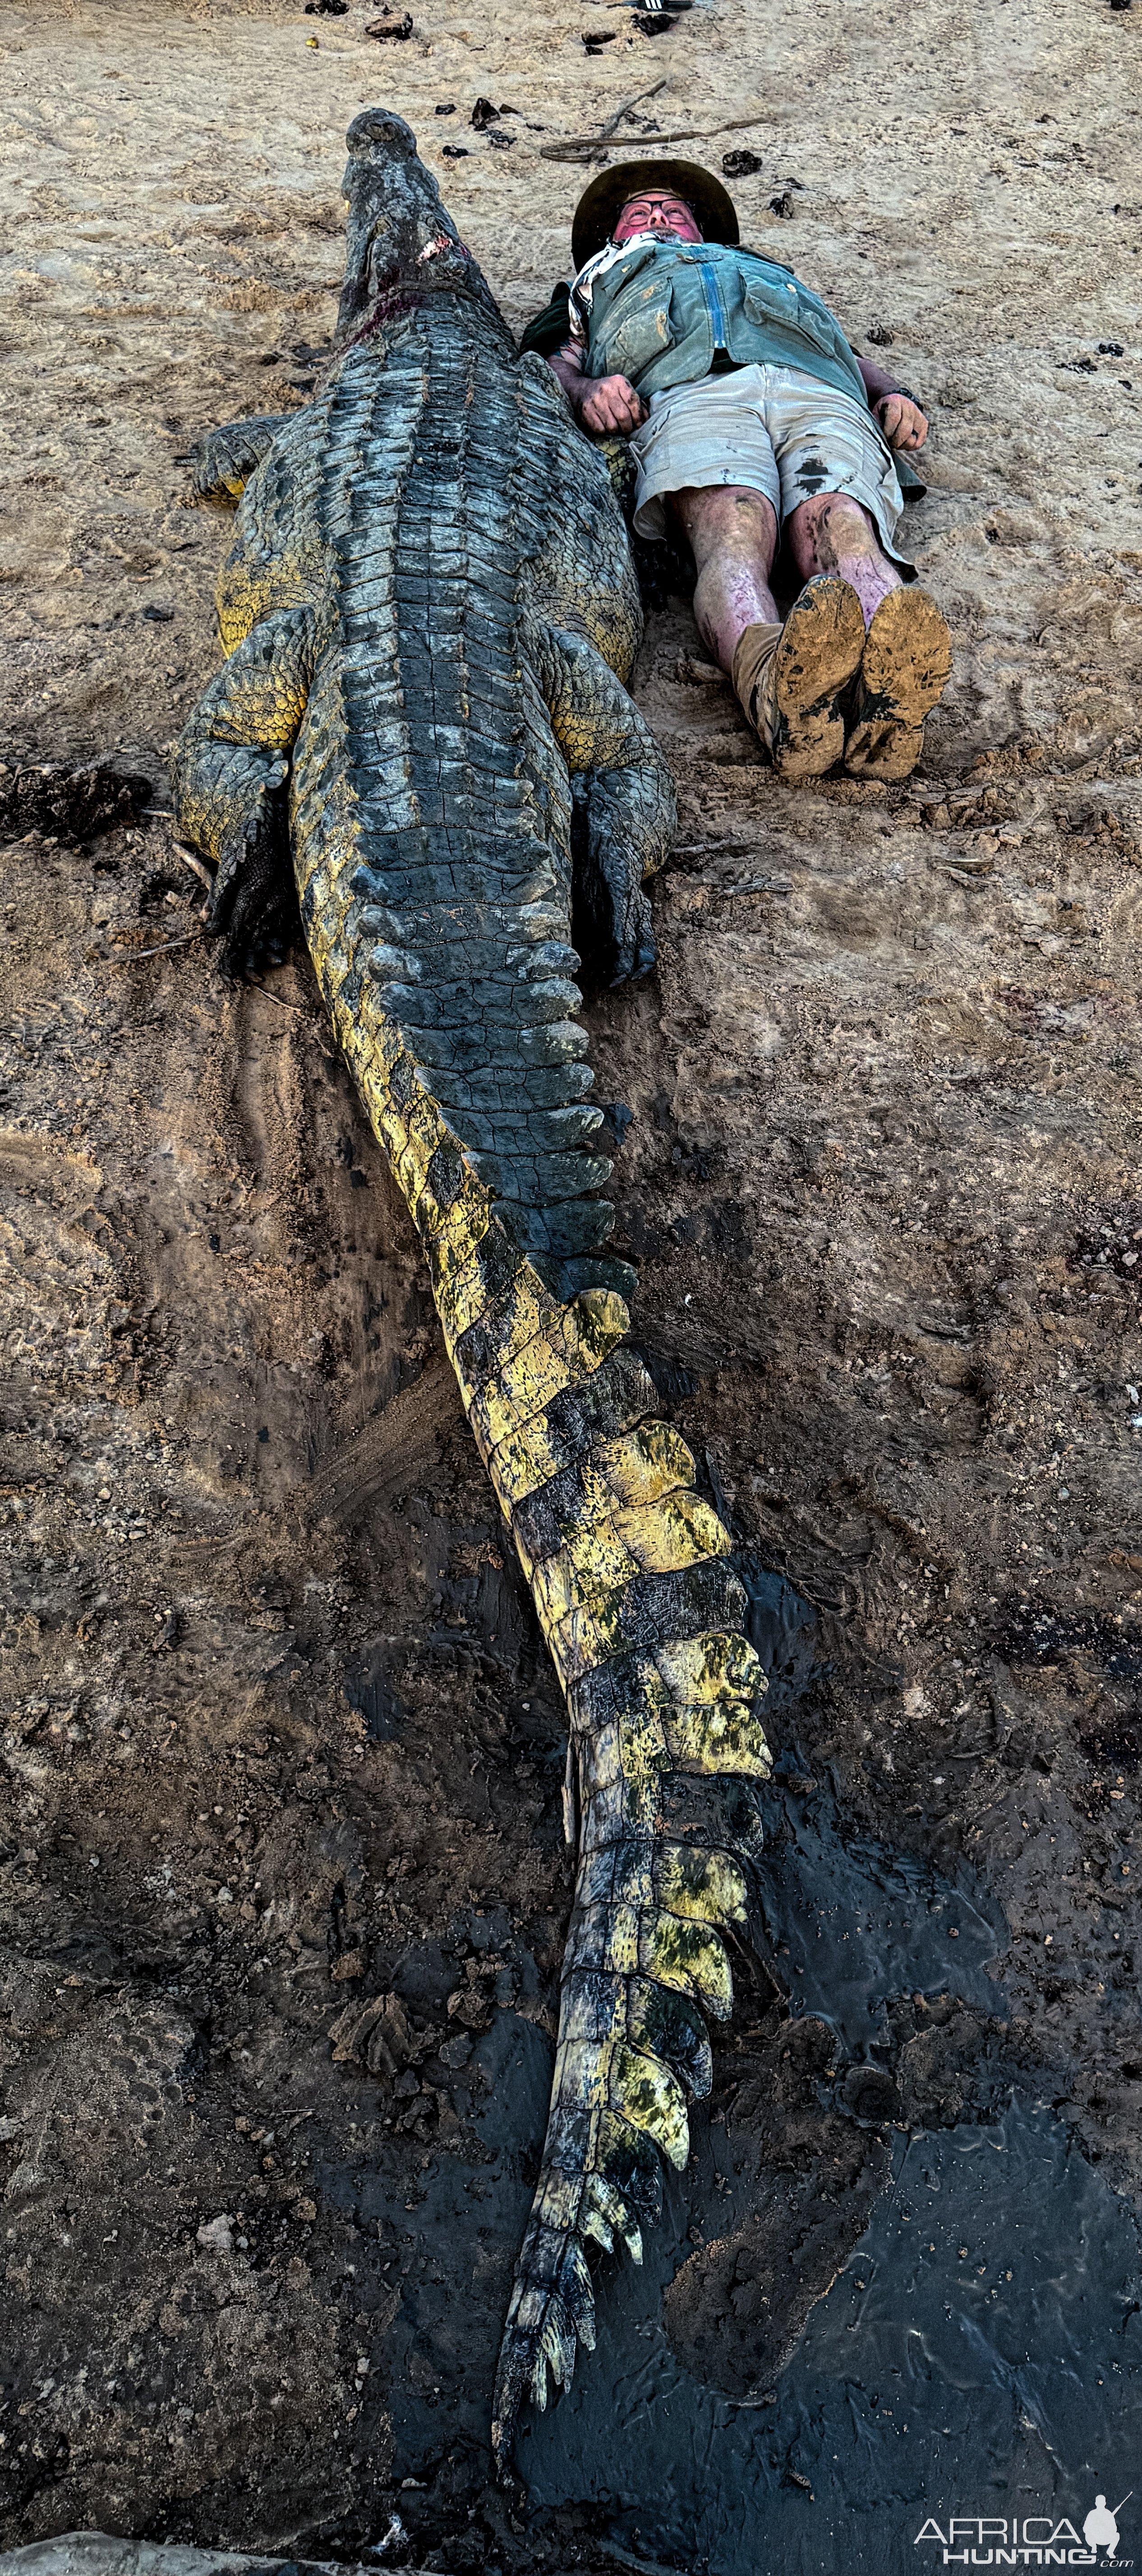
[{"xmin": 337, "ymin": 107, "xmax": 506, "ymax": 348}]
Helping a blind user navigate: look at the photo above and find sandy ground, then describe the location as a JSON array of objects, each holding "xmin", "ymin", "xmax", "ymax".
[{"xmin": 1, "ymin": 0, "xmax": 1142, "ymax": 2567}]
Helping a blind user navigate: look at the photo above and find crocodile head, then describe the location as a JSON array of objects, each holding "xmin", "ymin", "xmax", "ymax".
[{"xmin": 337, "ymin": 108, "xmax": 507, "ymax": 347}]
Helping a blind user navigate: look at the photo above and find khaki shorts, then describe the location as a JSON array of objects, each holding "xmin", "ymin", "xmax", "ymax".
[{"xmin": 629, "ymin": 361, "xmax": 913, "ymax": 569}]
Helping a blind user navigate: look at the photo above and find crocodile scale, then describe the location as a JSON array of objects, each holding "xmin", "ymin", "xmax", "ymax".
[{"xmin": 172, "ymin": 109, "xmax": 772, "ymax": 2471}]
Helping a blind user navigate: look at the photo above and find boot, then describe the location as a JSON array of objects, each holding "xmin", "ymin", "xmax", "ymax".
[
  {"xmin": 732, "ymin": 575, "xmax": 865, "ymax": 783},
  {"xmin": 844, "ymin": 585, "xmax": 952, "ymax": 782}
]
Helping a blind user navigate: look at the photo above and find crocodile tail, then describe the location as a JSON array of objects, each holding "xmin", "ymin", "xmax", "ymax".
[
  {"xmin": 330, "ymin": 1019, "xmax": 771, "ymax": 2469},
  {"xmin": 490, "ymin": 1572, "xmax": 769, "ymax": 2463}
]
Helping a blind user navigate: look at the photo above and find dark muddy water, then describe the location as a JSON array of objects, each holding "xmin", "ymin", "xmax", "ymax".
[
  {"xmin": 520, "ymin": 2093, "xmax": 1142, "ymax": 2575},
  {"xmin": 324, "ymin": 1578, "xmax": 1142, "ymax": 2574}
]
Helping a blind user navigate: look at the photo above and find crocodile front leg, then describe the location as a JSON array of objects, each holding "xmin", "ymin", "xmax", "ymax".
[
  {"xmin": 171, "ymin": 607, "xmax": 315, "ymax": 974},
  {"xmin": 188, "ymin": 413, "xmax": 292, "ymax": 504}
]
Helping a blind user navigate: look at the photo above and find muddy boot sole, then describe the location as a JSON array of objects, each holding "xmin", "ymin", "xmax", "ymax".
[
  {"xmin": 845, "ymin": 585, "xmax": 952, "ymax": 782},
  {"xmin": 748, "ymin": 576, "xmax": 866, "ymax": 783}
]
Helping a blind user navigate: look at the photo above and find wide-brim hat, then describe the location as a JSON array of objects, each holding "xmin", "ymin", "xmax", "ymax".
[{"xmin": 571, "ymin": 158, "xmax": 740, "ymax": 271}]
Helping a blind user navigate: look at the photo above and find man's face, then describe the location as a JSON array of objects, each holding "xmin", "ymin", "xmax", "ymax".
[{"xmin": 612, "ymin": 189, "xmax": 703, "ymax": 247}]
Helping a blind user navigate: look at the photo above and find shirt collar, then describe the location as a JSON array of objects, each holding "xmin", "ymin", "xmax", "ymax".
[{"xmin": 574, "ymin": 229, "xmax": 705, "ymax": 294}]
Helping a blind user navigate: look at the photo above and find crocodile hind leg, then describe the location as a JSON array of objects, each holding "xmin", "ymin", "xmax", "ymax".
[
  {"xmin": 533, "ymin": 622, "xmax": 677, "ymax": 986},
  {"xmin": 171, "ymin": 607, "xmax": 315, "ymax": 974},
  {"xmin": 571, "ymin": 768, "xmax": 665, "ymax": 989}
]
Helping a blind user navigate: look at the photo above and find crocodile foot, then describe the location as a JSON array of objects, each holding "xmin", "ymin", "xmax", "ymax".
[{"xmin": 206, "ymin": 798, "xmax": 297, "ymax": 979}]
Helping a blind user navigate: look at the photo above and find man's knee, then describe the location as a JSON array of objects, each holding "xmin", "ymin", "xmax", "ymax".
[
  {"xmin": 788, "ymin": 489, "xmax": 879, "ymax": 569},
  {"xmin": 672, "ymin": 482, "xmax": 778, "ymax": 569}
]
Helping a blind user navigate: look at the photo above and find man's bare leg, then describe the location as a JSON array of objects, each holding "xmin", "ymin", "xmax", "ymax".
[
  {"xmin": 671, "ymin": 484, "xmax": 781, "ymax": 668},
  {"xmin": 671, "ymin": 482, "xmax": 865, "ymax": 782},
  {"xmin": 789, "ymin": 488, "xmax": 951, "ymax": 782},
  {"xmin": 787, "ymin": 490, "xmax": 900, "ymax": 630}
]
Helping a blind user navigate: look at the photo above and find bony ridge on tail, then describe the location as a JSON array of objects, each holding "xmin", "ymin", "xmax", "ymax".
[{"xmin": 171, "ymin": 104, "xmax": 772, "ymax": 2475}]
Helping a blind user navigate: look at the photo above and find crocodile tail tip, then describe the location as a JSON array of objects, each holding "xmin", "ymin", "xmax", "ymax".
[{"xmin": 491, "ymin": 2200, "xmax": 611, "ymax": 2474}]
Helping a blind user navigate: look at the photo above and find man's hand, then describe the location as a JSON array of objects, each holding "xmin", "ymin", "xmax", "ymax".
[
  {"xmin": 575, "ymin": 371, "xmax": 646, "ymax": 436},
  {"xmin": 547, "ymin": 341, "xmax": 647, "ymax": 436},
  {"xmin": 874, "ymin": 392, "xmax": 928, "ymax": 453}
]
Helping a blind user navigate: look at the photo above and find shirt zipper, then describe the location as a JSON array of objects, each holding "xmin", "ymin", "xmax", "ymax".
[{"xmin": 694, "ymin": 251, "xmax": 730, "ymax": 352}]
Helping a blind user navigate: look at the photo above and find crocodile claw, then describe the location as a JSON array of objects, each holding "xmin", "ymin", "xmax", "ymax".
[
  {"xmin": 571, "ymin": 769, "xmax": 666, "ymax": 989},
  {"xmin": 206, "ymin": 802, "xmax": 297, "ymax": 979}
]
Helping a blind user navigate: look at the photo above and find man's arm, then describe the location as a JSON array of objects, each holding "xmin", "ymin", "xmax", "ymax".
[
  {"xmin": 856, "ymin": 353, "xmax": 929, "ymax": 454},
  {"xmin": 547, "ymin": 340, "xmax": 646, "ymax": 437}
]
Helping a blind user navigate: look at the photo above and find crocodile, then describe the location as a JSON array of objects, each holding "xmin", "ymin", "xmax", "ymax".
[{"xmin": 172, "ymin": 108, "xmax": 772, "ymax": 2472}]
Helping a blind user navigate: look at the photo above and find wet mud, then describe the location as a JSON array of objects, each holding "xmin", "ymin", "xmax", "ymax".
[
  {"xmin": 525, "ymin": 2097, "xmax": 1142, "ymax": 2575},
  {"xmin": 320, "ymin": 1588, "xmax": 1140, "ymax": 2574},
  {"xmin": 224, "ymin": 1587, "xmax": 1139, "ymax": 2575},
  {"xmin": 515, "ymin": 1597, "xmax": 1141, "ymax": 2570}
]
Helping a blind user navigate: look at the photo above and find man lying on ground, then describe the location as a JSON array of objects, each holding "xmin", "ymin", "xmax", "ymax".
[{"xmin": 539, "ymin": 159, "xmax": 951, "ymax": 784}]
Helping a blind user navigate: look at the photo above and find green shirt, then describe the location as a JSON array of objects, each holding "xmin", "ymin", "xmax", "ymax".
[
  {"xmin": 574, "ymin": 238, "xmax": 870, "ymax": 407},
  {"xmin": 518, "ymin": 268, "xmax": 928, "ymax": 502}
]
